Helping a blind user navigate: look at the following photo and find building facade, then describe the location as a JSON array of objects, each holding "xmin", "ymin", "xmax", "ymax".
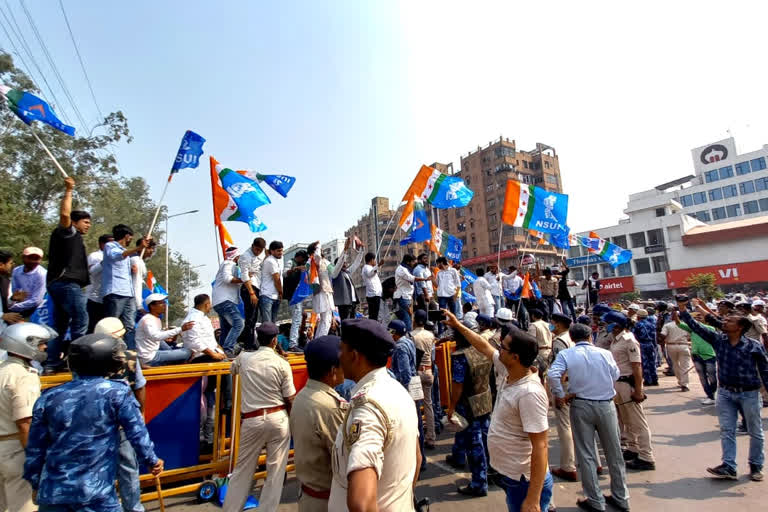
[{"xmin": 321, "ymin": 239, "xmax": 346, "ymax": 264}]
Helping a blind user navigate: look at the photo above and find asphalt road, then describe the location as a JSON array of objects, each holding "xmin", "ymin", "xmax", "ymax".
[{"xmin": 150, "ymin": 375, "xmax": 767, "ymax": 511}]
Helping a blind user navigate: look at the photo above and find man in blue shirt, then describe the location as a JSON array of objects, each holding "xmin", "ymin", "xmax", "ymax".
[
  {"xmin": 679, "ymin": 297, "xmax": 768, "ymax": 482},
  {"xmin": 101, "ymin": 225, "xmax": 151, "ymax": 350},
  {"xmin": 24, "ymin": 333, "xmax": 162, "ymax": 511},
  {"xmin": 632, "ymin": 309, "xmax": 658, "ymax": 386}
]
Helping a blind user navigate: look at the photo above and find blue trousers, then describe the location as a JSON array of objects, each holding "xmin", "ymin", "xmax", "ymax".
[
  {"xmin": 395, "ymin": 297, "xmax": 412, "ymax": 331},
  {"xmin": 46, "ymin": 280, "xmax": 88, "ymax": 369},
  {"xmin": 104, "ymin": 294, "xmax": 137, "ymax": 350},
  {"xmin": 717, "ymin": 388, "xmax": 764, "ymax": 470},
  {"xmin": 451, "ymin": 408, "xmax": 490, "ymax": 492},
  {"xmin": 118, "ymin": 430, "xmax": 144, "ymax": 512},
  {"xmin": 639, "ymin": 342, "xmax": 658, "ymax": 385},
  {"xmin": 499, "ymin": 472, "xmax": 553, "ymax": 512},
  {"xmin": 213, "ymin": 300, "xmax": 244, "ymax": 353},
  {"xmin": 40, "ymin": 498, "xmax": 121, "ymax": 512}
]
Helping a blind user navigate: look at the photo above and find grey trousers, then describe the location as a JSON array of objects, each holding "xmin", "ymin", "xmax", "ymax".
[{"xmin": 570, "ymin": 398, "xmax": 629, "ymax": 511}]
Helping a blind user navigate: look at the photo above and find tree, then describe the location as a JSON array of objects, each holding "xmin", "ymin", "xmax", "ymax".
[
  {"xmin": 683, "ymin": 273, "xmax": 724, "ymax": 300},
  {"xmin": 621, "ymin": 291, "xmax": 642, "ymax": 302}
]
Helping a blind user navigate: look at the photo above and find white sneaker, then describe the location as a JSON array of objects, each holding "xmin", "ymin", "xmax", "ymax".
[{"xmin": 701, "ymin": 398, "xmax": 715, "ymax": 405}]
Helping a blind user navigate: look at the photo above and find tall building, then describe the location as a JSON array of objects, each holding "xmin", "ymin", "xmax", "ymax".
[
  {"xmin": 283, "ymin": 242, "xmax": 311, "ymax": 266},
  {"xmin": 322, "ymin": 239, "xmax": 346, "ymax": 264},
  {"xmin": 439, "ymin": 136, "xmax": 564, "ymax": 270}
]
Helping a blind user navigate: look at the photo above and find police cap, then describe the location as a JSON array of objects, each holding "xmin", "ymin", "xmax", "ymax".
[
  {"xmin": 304, "ymin": 335, "xmax": 341, "ymax": 374},
  {"xmin": 551, "ymin": 312, "xmax": 572, "ymax": 326},
  {"xmin": 342, "ymin": 318, "xmax": 395, "ymax": 360}
]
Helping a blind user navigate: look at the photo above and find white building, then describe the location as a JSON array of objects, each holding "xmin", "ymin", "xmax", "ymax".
[
  {"xmin": 322, "ymin": 238, "xmax": 346, "ymax": 264},
  {"xmin": 283, "ymin": 242, "xmax": 311, "ymax": 266}
]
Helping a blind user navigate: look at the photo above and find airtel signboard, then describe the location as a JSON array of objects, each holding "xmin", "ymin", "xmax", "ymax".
[{"xmin": 598, "ymin": 277, "xmax": 634, "ymax": 295}]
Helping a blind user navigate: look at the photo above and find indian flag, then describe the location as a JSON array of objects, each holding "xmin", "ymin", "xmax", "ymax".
[
  {"xmin": 399, "ymin": 165, "xmax": 472, "ymax": 231},
  {"xmin": 501, "ymin": 180, "xmax": 535, "ymax": 227},
  {"xmin": 209, "ymin": 156, "xmax": 267, "ymax": 232},
  {"xmin": 430, "ymin": 225, "xmax": 448, "ymax": 254}
]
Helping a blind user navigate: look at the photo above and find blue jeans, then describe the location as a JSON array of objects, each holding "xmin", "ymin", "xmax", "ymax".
[
  {"xmin": 214, "ymin": 300, "xmax": 244, "ymax": 353},
  {"xmin": 46, "ymin": 280, "xmax": 88, "ymax": 369},
  {"xmin": 118, "ymin": 430, "xmax": 144, "ymax": 512},
  {"xmin": 104, "ymin": 294, "xmax": 137, "ymax": 350},
  {"xmin": 560, "ymin": 297, "xmax": 576, "ymax": 321},
  {"xmin": 451, "ymin": 407, "xmax": 489, "ymax": 492},
  {"xmin": 717, "ymin": 388, "xmax": 764, "ymax": 470},
  {"xmin": 438, "ymin": 297, "xmax": 456, "ymax": 334},
  {"xmin": 259, "ymin": 296, "xmax": 280, "ymax": 324},
  {"xmin": 395, "ymin": 297, "xmax": 412, "ymax": 332},
  {"xmin": 499, "ymin": 471, "xmax": 553, "ymax": 512},
  {"xmin": 147, "ymin": 341, "xmax": 192, "ymax": 366},
  {"xmin": 693, "ymin": 355, "xmax": 717, "ymax": 400},
  {"xmin": 40, "ymin": 498, "xmax": 121, "ymax": 512},
  {"xmin": 289, "ymin": 303, "xmax": 303, "ymax": 348}
]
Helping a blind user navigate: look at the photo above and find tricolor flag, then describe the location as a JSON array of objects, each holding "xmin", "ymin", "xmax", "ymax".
[
  {"xmin": 0, "ymin": 84, "xmax": 75, "ymax": 135},
  {"xmin": 501, "ymin": 180, "xmax": 569, "ymax": 235},
  {"xmin": 399, "ymin": 165, "xmax": 473, "ymax": 231},
  {"xmin": 430, "ymin": 225, "xmax": 464, "ymax": 262},
  {"xmin": 145, "ymin": 271, "xmax": 167, "ymax": 294},
  {"xmin": 210, "ymin": 157, "xmax": 268, "ymax": 232},
  {"xmin": 578, "ymin": 235, "xmax": 632, "ymax": 268},
  {"xmin": 399, "ymin": 197, "xmax": 431, "ymax": 245}
]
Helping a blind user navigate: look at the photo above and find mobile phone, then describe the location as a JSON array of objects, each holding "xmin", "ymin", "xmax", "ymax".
[{"xmin": 428, "ymin": 310, "xmax": 446, "ymax": 322}]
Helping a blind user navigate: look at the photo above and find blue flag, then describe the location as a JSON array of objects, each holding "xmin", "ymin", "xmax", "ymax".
[
  {"xmin": 603, "ymin": 242, "xmax": 633, "ymax": 268},
  {"xmin": 548, "ymin": 228, "xmax": 572, "ymax": 250},
  {"xmin": 400, "ymin": 201, "xmax": 431, "ymax": 245},
  {"xmin": 219, "ymin": 168, "xmax": 271, "ymax": 232},
  {"xmin": 258, "ymin": 174, "xmax": 296, "ymax": 198},
  {"xmin": 460, "ymin": 268, "xmax": 478, "ymax": 284},
  {"xmin": 290, "ymin": 270, "xmax": 313, "ymax": 305},
  {"xmin": 461, "ymin": 290, "xmax": 476, "ymax": 303},
  {"xmin": 171, "ymin": 130, "xmax": 206, "ymax": 172},
  {"xmin": 1, "ymin": 85, "xmax": 75, "ymax": 135}
]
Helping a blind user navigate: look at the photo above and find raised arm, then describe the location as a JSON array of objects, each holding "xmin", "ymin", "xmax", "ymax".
[
  {"xmin": 442, "ymin": 309, "xmax": 496, "ymax": 360},
  {"xmin": 678, "ymin": 301, "xmax": 719, "ymax": 346},
  {"xmin": 348, "ymin": 247, "xmax": 364, "ymax": 274},
  {"xmin": 59, "ymin": 177, "xmax": 75, "ymax": 228}
]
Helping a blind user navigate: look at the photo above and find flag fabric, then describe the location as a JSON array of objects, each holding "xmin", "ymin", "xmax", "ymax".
[
  {"xmin": 210, "ymin": 157, "xmax": 268, "ymax": 232},
  {"xmin": 399, "ymin": 165, "xmax": 473, "ymax": 231},
  {"xmin": 461, "ymin": 290, "xmax": 476, "ymax": 303},
  {"xmin": 460, "ymin": 267, "xmax": 478, "ymax": 284},
  {"xmin": 256, "ymin": 174, "xmax": 296, "ymax": 198},
  {"xmin": 578, "ymin": 236, "xmax": 632, "ymax": 268},
  {"xmin": 430, "ymin": 225, "xmax": 463, "ymax": 261},
  {"xmin": 400, "ymin": 198, "xmax": 431, "ymax": 245},
  {"xmin": 171, "ymin": 130, "xmax": 206, "ymax": 172},
  {"xmin": 501, "ymin": 180, "xmax": 569, "ymax": 235},
  {"xmin": 290, "ymin": 270, "xmax": 313, "ymax": 305},
  {"xmin": 529, "ymin": 230, "xmax": 550, "ymax": 245},
  {"xmin": 146, "ymin": 271, "xmax": 167, "ymax": 294},
  {"xmin": 586, "ymin": 231, "xmax": 600, "ymax": 253},
  {"xmin": 528, "ymin": 228, "xmax": 572, "ymax": 249},
  {"xmin": 0, "ymin": 85, "xmax": 75, "ymax": 135}
]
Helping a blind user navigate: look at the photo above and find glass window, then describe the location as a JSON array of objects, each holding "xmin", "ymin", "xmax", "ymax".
[
  {"xmin": 634, "ymin": 258, "xmax": 651, "ymax": 274},
  {"xmin": 711, "ymin": 206, "xmax": 726, "ymax": 220},
  {"xmin": 692, "ymin": 192, "xmax": 707, "ymax": 205},
  {"xmin": 572, "ymin": 267, "xmax": 584, "ymax": 281},
  {"xmin": 750, "ymin": 157, "xmax": 766, "ymax": 171},
  {"xmin": 655, "ymin": 207, "xmax": 665, "ymax": 217},
  {"xmin": 612, "ymin": 235, "xmax": 627, "ymax": 248},
  {"xmin": 756, "ymin": 177, "xmax": 768, "ymax": 192},
  {"xmin": 456, "ymin": 207, "xmax": 465, "ymax": 218},
  {"xmin": 600, "ymin": 264, "xmax": 615, "ymax": 278},
  {"xmin": 630, "ymin": 232, "xmax": 646, "ymax": 248},
  {"xmin": 680, "ymin": 194, "xmax": 693, "ymax": 207},
  {"xmin": 457, "ymin": 222, "xmax": 466, "ymax": 232},
  {"xmin": 719, "ymin": 166, "xmax": 734, "ymax": 179},
  {"xmin": 744, "ymin": 200, "xmax": 760, "ymax": 214},
  {"xmin": 616, "ymin": 262, "xmax": 632, "ymax": 277},
  {"xmin": 735, "ymin": 161, "xmax": 751, "ymax": 175},
  {"xmin": 708, "ymin": 188, "xmax": 723, "ymax": 201},
  {"xmin": 646, "ymin": 228, "xmax": 664, "ymax": 246},
  {"xmin": 545, "ymin": 175, "xmax": 558, "ymax": 185},
  {"xmin": 568, "ymin": 246, "xmax": 582, "ymax": 258},
  {"xmin": 652, "ymin": 255, "xmax": 669, "ymax": 273},
  {"xmin": 722, "ymin": 184, "xmax": 738, "ymax": 198},
  {"xmin": 726, "ymin": 204, "xmax": 741, "ymax": 218},
  {"xmin": 695, "ymin": 210, "xmax": 711, "ymax": 222},
  {"xmin": 760, "ymin": 198, "xmax": 768, "ymax": 212},
  {"xmin": 705, "ymin": 169, "xmax": 720, "ymax": 183},
  {"xmin": 487, "ymin": 198, "xmax": 496, "ymax": 209},
  {"xmin": 740, "ymin": 181, "xmax": 755, "ymax": 195}
]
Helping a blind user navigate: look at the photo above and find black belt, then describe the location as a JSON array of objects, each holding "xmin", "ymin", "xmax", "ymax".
[
  {"xmin": 574, "ymin": 397, "xmax": 613, "ymax": 402},
  {"xmin": 722, "ymin": 384, "xmax": 759, "ymax": 393}
]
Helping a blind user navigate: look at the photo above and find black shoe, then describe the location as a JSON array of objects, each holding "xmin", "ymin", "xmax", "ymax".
[
  {"xmin": 576, "ymin": 499, "xmax": 603, "ymax": 512},
  {"xmin": 750, "ymin": 464, "xmax": 764, "ymax": 482},
  {"xmin": 457, "ymin": 485, "xmax": 487, "ymax": 497},
  {"xmin": 626, "ymin": 458, "xmax": 655, "ymax": 471},
  {"xmin": 622, "ymin": 450, "xmax": 638, "ymax": 461},
  {"xmin": 647, "ymin": 381, "xmax": 659, "ymax": 386},
  {"xmin": 445, "ymin": 455, "xmax": 466, "ymax": 470},
  {"xmin": 737, "ymin": 424, "xmax": 748, "ymax": 435},
  {"xmin": 707, "ymin": 463, "xmax": 737, "ymax": 480},
  {"xmin": 199, "ymin": 441, "xmax": 213, "ymax": 455},
  {"xmin": 604, "ymin": 495, "xmax": 630, "ymax": 512}
]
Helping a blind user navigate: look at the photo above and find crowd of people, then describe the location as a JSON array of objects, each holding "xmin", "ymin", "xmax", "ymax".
[{"xmin": 1, "ymin": 176, "xmax": 767, "ymax": 512}]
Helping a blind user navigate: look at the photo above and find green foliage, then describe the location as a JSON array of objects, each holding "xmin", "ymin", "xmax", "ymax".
[
  {"xmin": 621, "ymin": 291, "xmax": 642, "ymax": 302},
  {"xmin": 683, "ymin": 272, "xmax": 724, "ymax": 300}
]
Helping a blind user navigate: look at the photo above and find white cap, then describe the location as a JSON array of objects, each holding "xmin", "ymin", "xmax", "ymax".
[
  {"xmin": 628, "ymin": 303, "xmax": 639, "ymax": 310},
  {"xmin": 145, "ymin": 293, "xmax": 167, "ymax": 305},
  {"xmin": 496, "ymin": 308, "xmax": 514, "ymax": 322},
  {"xmin": 753, "ymin": 300, "xmax": 766, "ymax": 307},
  {"xmin": 94, "ymin": 317, "xmax": 126, "ymax": 338}
]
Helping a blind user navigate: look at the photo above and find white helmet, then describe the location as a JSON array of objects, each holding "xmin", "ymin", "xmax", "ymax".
[
  {"xmin": 0, "ymin": 323, "xmax": 57, "ymax": 362},
  {"xmin": 94, "ymin": 317, "xmax": 126, "ymax": 338},
  {"xmin": 496, "ymin": 308, "xmax": 514, "ymax": 322}
]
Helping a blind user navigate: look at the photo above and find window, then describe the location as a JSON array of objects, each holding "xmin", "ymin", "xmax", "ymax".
[
  {"xmin": 492, "ymin": 244, "xmax": 499, "ymax": 253},
  {"xmin": 486, "ymin": 183, "xmax": 494, "ymax": 192},
  {"xmin": 469, "ymin": 220, "xmax": 474, "ymax": 229},
  {"xmin": 722, "ymin": 184, "xmax": 738, "ymax": 198},
  {"xmin": 494, "ymin": 146, "xmax": 515, "ymax": 158},
  {"xmin": 655, "ymin": 207, "xmax": 665, "ymax": 217},
  {"xmin": 652, "ymin": 255, "xmax": 669, "ymax": 273},
  {"xmin": 634, "ymin": 258, "xmax": 651, "ymax": 274},
  {"xmin": 740, "ymin": 180, "xmax": 755, "ymax": 195},
  {"xmin": 744, "ymin": 200, "xmax": 760, "ymax": 214},
  {"xmin": 490, "ymin": 230, "xmax": 498, "ymax": 242},
  {"xmin": 704, "ymin": 169, "xmax": 720, "ymax": 183},
  {"xmin": 544, "ymin": 161, "xmax": 551, "ymax": 169},
  {"xmin": 523, "ymin": 161, "xmax": 529, "ymax": 169},
  {"xmin": 719, "ymin": 166, "xmax": 734, "ymax": 179},
  {"xmin": 457, "ymin": 222, "xmax": 466, "ymax": 232},
  {"xmin": 630, "ymin": 232, "xmax": 646, "ymax": 248},
  {"xmin": 572, "ymin": 268, "xmax": 584, "ymax": 281},
  {"xmin": 756, "ymin": 177, "xmax": 768, "ymax": 192},
  {"xmin": 680, "ymin": 194, "xmax": 693, "ymax": 207},
  {"xmin": 695, "ymin": 210, "xmax": 711, "ymax": 222},
  {"xmin": 750, "ymin": 157, "xmax": 766, "ymax": 171},
  {"xmin": 735, "ymin": 161, "xmax": 751, "ymax": 175},
  {"xmin": 487, "ymin": 198, "xmax": 496, "ymax": 209},
  {"xmin": 600, "ymin": 264, "xmax": 615, "ymax": 278},
  {"xmin": 711, "ymin": 206, "xmax": 726, "ymax": 220},
  {"xmin": 760, "ymin": 198, "xmax": 768, "ymax": 212},
  {"xmin": 545, "ymin": 175, "xmax": 558, "ymax": 186},
  {"xmin": 612, "ymin": 235, "xmax": 627, "ymax": 248},
  {"xmin": 489, "ymin": 213, "xmax": 498, "ymax": 225},
  {"xmin": 726, "ymin": 204, "xmax": 741, "ymax": 218},
  {"xmin": 646, "ymin": 229, "xmax": 664, "ymax": 246},
  {"xmin": 456, "ymin": 207, "xmax": 465, "ymax": 218},
  {"xmin": 616, "ymin": 262, "xmax": 632, "ymax": 277},
  {"xmin": 568, "ymin": 246, "xmax": 581, "ymax": 258},
  {"xmin": 692, "ymin": 192, "xmax": 707, "ymax": 205},
  {"xmin": 473, "ymin": 249, "xmax": 477, "ymax": 257},
  {"xmin": 708, "ymin": 188, "xmax": 723, "ymax": 201}
]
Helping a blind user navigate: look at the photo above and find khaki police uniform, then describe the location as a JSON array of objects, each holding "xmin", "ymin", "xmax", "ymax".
[
  {"xmin": 610, "ymin": 330, "xmax": 655, "ymax": 463},
  {"xmin": 289, "ymin": 379, "xmax": 347, "ymax": 512},
  {"xmin": 224, "ymin": 348, "xmax": 296, "ymax": 512},
  {"xmin": 528, "ymin": 319, "xmax": 553, "ymax": 378},
  {"xmin": 551, "ymin": 331, "xmax": 577, "ymax": 473},
  {"xmin": 660, "ymin": 322, "xmax": 692, "ymax": 388},
  {"xmin": 411, "ymin": 327, "xmax": 437, "ymax": 445},
  {"xmin": 595, "ymin": 327, "xmax": 612, "ymax": 350},
  {"xmin": 329, "ymin": 367, "xmax": 419, "ymax": 512},
  {"xmin": 0, "ymin": 357, "xmax": 40, "ymax": 512}
]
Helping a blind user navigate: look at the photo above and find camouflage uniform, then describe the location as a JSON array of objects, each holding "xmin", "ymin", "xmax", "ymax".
[{"xmin": 24, "ymin": 375, "xmax": 158, "ymax": 511}]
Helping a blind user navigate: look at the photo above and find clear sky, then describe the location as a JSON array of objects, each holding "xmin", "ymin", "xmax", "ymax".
[{"xmin": 4, "ymin": 1, "xmax": 768, "ymax": 296}]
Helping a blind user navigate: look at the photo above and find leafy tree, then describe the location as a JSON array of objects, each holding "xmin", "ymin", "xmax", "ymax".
[
  {"xmin": 621, "ymin": 291, "xmax": 642, "ymax": 302},
  {"xmin": 683, "ymin": 272, "xmax": 724, "ymax": 300}
]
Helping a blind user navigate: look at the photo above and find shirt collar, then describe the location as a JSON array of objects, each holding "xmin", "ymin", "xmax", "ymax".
[
  {"xmin": 305, "ymin": 379, "xmax": 343, "ymax": 399},
  {"xmin": 350, "ymin": 366, "xmax": 388, "ymax": 396}
]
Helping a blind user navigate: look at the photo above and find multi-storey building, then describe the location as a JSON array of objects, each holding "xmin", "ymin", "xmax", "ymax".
[{"xmin": 322, "ymin": 239, "xmax": 346, "ymax": 264}]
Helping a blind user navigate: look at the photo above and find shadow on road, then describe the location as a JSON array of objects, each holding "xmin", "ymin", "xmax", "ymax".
[{"xmin": 629, "ymin": 477, "xmax": 746, "ymax": 500}]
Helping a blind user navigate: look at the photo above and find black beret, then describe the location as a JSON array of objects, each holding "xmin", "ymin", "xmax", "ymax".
[
  {"xmin": 551, "ymin": 312, "xmax": 572, "ymax": 325},
  {"xmin": 256, "ymin": 322, "xmax": 279, "ymax": 341},
  {"xmin": 592, "ymin": 304, "xmax": 612, "ymax": 316},
  {"xmin": 304, "ymin": 335, "xmax": 341, "ymax": 370},
  {"xmin": 341, "ymin": 318, "xmax": 394, "ymax": 359},
  {"xmin": 414, "ymin": 309, "xmax": 428, "ymax": 323}
]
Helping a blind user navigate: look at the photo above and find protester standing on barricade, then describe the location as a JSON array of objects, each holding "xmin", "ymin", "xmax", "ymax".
[
  {"xmin": 435, "ymin": 257, "xmax": 461, "ymax": 334},
  {"xmin": 224, "ymin": 323, "xmax": 295, "ymax": 512},
  {"xmin": 332, "ymin": 238, "xmax": 364, "ymax": 321},
  {"xmin": 45, "ymin": 177, "xmax": 91, "ymax": 372},
  {"xmin": 394, "ymin": 254, "xmax": 427, "ymax": 332},
  {"xmin": 308, "ymin": 241, "xmax": 335, "ymax": 338},
  {"xmin": 283, "ymin": 250, "xmax": 308, "ymax": 350},
  {"xmin": 9, "ymin": 247, "xmax": 47, "ymax": 319},
  {"xmin": 486, "ymin": 265, "xmax": 503, "ymax": 313},
  {"xmin": 238, "ymin": 237, "xmax": 266, "ymax": 347},
  {"xmin": 85, "ymin": 234, "xmax": 114, "ymax": 333},
  {"xmin": 536, "ymin": 263, "xmax": 559, "ymax": 319},
  {"xmin": 130, "ymin": 238, "xmax": 156, "ymax": 320},
  {"xmin": 582, "ymin": 271, "xmax": 600, "ymax": 312},
  {"xmin": 212, "ymin": 246, "xmax": 244, "ymax": 357},
  {"xmin": 135, "ymin": 294, "xmax": 193, "ymax": 367},
  {"xmin": 413, "ymin": 253, "xmax": 433, "ymax": 313},
  {"xmin": 473, "ymin": 268, "xmax": 495, "ymax": 318},
  {"xmin": 259, "ymin": 241, "xmax": 285, "ymax": 324},
  {"xmin": 362, "ymin": 252, "xmax": 382, "ymax": 322},
  {"xmin": 557, "ymin": 258, "xmax": 576, "ymax": 321}
]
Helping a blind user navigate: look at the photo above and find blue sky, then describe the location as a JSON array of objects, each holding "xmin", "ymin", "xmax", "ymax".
[{"xmin": 4, "ymin": 1, "xmax": 768, "ymax": 294}]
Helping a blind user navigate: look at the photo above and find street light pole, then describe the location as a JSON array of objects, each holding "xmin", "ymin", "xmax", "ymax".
[
  {"xmin": 164, "ymin": 209, "xmax": 199, "ymax": 326},
  {"xmin": 187, "ymin": 264, "xmax": 206, "ymax": 308}
]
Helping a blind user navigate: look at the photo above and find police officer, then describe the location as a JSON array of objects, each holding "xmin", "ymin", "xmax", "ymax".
[
  {"xmin": 592, "ymin": 304, "xmax": 613, "ymax": 350},
  {"xmin": 329, "ymin": 318, "xmax": 420, "ymax": 512},
  {"xmin": 604, "ymin": 311, "xmax": 656, "ymax": 471},
  {"xmin": 290, "ymin": 335, "xmax": 347, "ymax": 512},
  {"xmin": 224, "ymin": 323, "xmax": 296, "ymax": 512},
  {"xmin": 0, "ymin": 323, "xmax": 54, "ymax": 512},
  {"xmin": 24, "ymin": 333, "xmax": 162, "ymax": 512}
]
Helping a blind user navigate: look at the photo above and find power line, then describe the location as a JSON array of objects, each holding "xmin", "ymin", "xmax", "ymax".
[{"xmin": 58, "ymin": 0, "xmax": 102, "ymax": 122}]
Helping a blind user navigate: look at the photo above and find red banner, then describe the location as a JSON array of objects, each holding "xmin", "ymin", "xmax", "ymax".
[
  {"xmin": 666, "ymin": 259, "xmax": 768, "ymax": 288},
  {"xmin": 599, "ymin": 276, "xmax": 634, "ymax": 295},
  {"xmin": 462, "ymin": 248, "xmax": 519, "ymax": 267}
]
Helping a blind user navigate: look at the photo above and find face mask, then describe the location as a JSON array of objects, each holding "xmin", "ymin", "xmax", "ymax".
[
  {"xmin": 605, "ymin": 323, "xmax": 616, "ymax": 333},
  {"xmin": 548, "ymin": 324, "xmax": 555, "ymax": 332}
]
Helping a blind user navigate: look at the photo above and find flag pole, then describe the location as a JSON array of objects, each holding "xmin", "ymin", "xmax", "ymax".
[
  {"xmin": 375, "ymin": 204, "xmax": 398, "ymax": 260},
  {"xmin": 213, "ymin": 224, "xmax": 222, "ymax": 266},
  {"xmin": 141, "ymin": 174, "xmax": 173, "ymax": 258},
  {"xmin": 28, "ymin": 126, "xmax": 69, "ymax": 178},
  {"xmin": 496, "ymin": 223, "xmax": 504, "ymax": 271}
]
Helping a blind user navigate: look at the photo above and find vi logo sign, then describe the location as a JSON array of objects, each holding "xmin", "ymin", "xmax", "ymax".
[{"xmin": 718, "ymin": 267, "xmax": 739, "ymax": 280}]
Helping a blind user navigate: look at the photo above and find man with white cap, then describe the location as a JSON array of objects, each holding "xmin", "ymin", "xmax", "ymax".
[
  {"xmin": 135, "ymin": 293, "xmax": 194, "ymax": 367},
  {"xmin": 9, "ymin": 247, "xmax": 47, "ymax": 319},
  {"xmin": 746, "ymin": 300, "xmax": 768, "ymax": 346}
]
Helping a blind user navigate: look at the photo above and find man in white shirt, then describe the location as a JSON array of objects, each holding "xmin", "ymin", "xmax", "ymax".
[
  {"xmin": 413, "ymin": 253, "xmax": 434, "ymax": 313},
  {"xmin": 130, "ymin": 238, "xmax": 156, "ymax": 315},
  {"xmin": 307, "ymin": 242, "xmax": 335, "ymax": 337},
  {"xmin": 260, "ymin": 241, "xmax": 285, "ymax": 324},
  {"xmin": 362, "ymin": 253, "xmax": 383, "ymax": 321},
  {"xmin": 212, "ymin": 247, "xmax": 245, "ymax": 356},
  {"xmin": 486, "ymin": 265, "xmax": 503, "ymax": 312},
  {"xmin": 436, "ymin": 257, "xmax": 461, "ymax": 334},
  {"xmin": 85, "ymin": 234, "xmax": 113, "ymax": 333},
  {"xmin": 393, "ymin": 254, "xmax": 428, "ymax": 332},
  {"xmin": 135, "ymin": 293, "xmax": 194, "ymax": 366},
  {"xmin": 238, "ymin": 238, "xmax": 266, "ymax": 347},
  {"xmin": 502, "ymin": 266, "xmax": 527, "ymax": 329},
  {"xmin": 472, "ymin": 268, "xmax": 495, "ymax": 318}
]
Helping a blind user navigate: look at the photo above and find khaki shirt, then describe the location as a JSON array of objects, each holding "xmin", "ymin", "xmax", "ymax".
[
  {"xmin": 411, "ymin": 327, "xmax": 436, "ymax": 367},
  {"xmin": 538, "ymin": 276, "xmax": 559, "ymax": 297},
  {"xmin": 232, "ymin": 348, "xmax": 296, "ymax": 412},
  {"xmin": 0, "ymin": 357, "xmax": 40, "ymax": 436},
  {"xmin": 528, "ymin": 320, "xmax": 553, "ymax": 359},
  {"xmin": 595, "ymin": 328, "xmax": 612, "ymax": 350},
  {"xmin": 290, "ymin": 379, "xmax": 347, "ymax": 493},
  {"xmin": 329, "ymin": 367, "xmax": 419, "ymax": 512},
  {"xmin": 609, "ymin": 330, "xmax": 642, "ymax": 376}
]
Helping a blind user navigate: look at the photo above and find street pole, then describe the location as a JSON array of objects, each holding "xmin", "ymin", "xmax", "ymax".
[
  {"xmin": 187, "ymin": 264, "xmax": 206, "ymax": 308},
  {"xmin": 164, "ymin": 209, "xmax": 200, "ymax": 326}
]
